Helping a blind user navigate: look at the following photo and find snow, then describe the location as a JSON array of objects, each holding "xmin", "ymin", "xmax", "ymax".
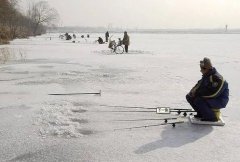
[{"xmin": 0, "ymin": 32, "xmax": 240, "ymax": 162}]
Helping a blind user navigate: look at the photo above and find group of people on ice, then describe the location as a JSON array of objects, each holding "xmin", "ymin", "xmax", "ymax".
[
  {"xmin": 59, "ymin": 33, "xmax": 90, "ymax": 41},
  {"xmin": 97, "ymin": 31, "xmax": 130, "ymax": 53},
  {"xmin": 60, "ymin": 31, "xmax": 130, "ymax": 53}
]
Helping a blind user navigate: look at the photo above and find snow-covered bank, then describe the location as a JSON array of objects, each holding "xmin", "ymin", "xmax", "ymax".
[{"xmin": 0, "ymin": 33, "xmax": 240, "ymax": 162}]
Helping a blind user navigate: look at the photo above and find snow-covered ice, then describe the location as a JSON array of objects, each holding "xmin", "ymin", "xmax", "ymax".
[{"xmin": 0, "ymin": 33, "xmax": 240, "ymax": 162}]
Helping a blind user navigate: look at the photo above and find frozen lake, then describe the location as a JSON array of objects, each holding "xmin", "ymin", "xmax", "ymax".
[{"xmin": 0, "ymin": 33, "xmax": 240, "ymax": 162}]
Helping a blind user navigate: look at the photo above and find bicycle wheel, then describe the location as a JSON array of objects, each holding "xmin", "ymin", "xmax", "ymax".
[{"xmin": 115, "ymin": 46, "xmax": 124, "ymax": 54}]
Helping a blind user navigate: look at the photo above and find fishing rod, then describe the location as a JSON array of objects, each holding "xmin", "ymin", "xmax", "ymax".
[
  {"xmin": 49, "ymin": 90, "xmax": 101, "ymax": 96},
  {"xmin": 100, "ymin": 105, "xmax": 191, "ymax": 111},
  {"xmin": 114, "ymin": 117, "xmax": 178, "ymax": 123},
  {"xmin": 100, "ymin": 105, "xmax": 194, "ymax": 116},
  {"xmin": 91, "ymin": 110, "xmax": 155, "ymax": 113},
  {"xmin": 156, "ymin": 107, "xmax": 195, "ymax": 116},
  {"xmin": 114, "ymin": 121, "xmax": 184, "ymax": 130},
  {"xmin": 100, "ymin": 104, "xmax": 156, "ymax": 110}
]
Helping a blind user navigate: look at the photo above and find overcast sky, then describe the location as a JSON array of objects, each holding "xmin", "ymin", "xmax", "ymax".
[{"xmin": 20, "ymin": 0, "xmax": 240, "ymax": 29}]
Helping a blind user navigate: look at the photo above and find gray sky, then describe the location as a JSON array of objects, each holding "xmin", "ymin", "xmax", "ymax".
[{"xmin": 20, "ymin": 0, "xmax": 240, "ymax": 29}]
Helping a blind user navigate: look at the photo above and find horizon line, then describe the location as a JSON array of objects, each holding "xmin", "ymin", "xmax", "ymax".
[{"xmin": 54, "ymin": 26, "xmax": 240, "ymax": 30}]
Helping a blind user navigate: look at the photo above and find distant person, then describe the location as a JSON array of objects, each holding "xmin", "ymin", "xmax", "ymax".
[
  {"xmin": 64, "ymin": 32, "xmax": 68, "ymax": 37},
  {"xmin": 105, "ymin": 31, "xmax": 109, "ymax": 42},
  {"xmin": 87, "ymin": 34, "xmax": 90, "ymax": 38},
  {"xmin": 108, "ymin": 40, "xmax": 116, "ymax": 49},
  {"xmin": 117, "ymin": 38, "xmax": 122, "ymax": 46},
  {"xmin": 186, "ymin": 57, "xmax": 229, "ymax": 121},
  {"xmin": 122, "ymin": 31, "xmax": 130, "ymax": 53},
  {"xmin": 64, "ymin": 32, "xmax": 68, "ymax": 40},
  {"xmin": 67, "ymin": 35, "xmax": 72, "ymax": 40},
  {"xmin": 65, "ymin": 33, "xmax": 72, "ymax": 40},
  {"xmin": 81, "ymin": 35, "xmax": 84, "ymax": 38},
  {"xmin": 73, "ymin": 34, "xmax": 76, "ymax": 39},
  {"xmin": 97, "ymin": 37, "xmax": 104, "ymax": 44}
]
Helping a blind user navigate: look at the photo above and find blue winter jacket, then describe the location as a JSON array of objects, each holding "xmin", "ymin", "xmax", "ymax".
[{"xmin": 193, "ymin": 68, "xmax": 229, "ymax": 109}]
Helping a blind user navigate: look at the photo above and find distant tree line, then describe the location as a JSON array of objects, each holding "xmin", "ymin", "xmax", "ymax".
[{"xmin": 0, "ymin": 0, "xmax": 59, "ymax": 44}]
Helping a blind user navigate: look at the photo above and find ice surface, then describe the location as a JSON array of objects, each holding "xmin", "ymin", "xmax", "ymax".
[{"xmin": 0, "ymin": 33, "xmax": 240, "ymax": 162}]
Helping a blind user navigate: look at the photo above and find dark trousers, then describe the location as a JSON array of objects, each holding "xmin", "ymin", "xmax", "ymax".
[
  {"xmin": 106, "ymin": 37, "xmax": 108, "ymax": 42},
  {"xmin": 186, "ymin": 94, "xmax": 216, "ymax": 120},
  {"xmin": 125, "ymin": 45, "xmax": 128, "ymax": 53}
]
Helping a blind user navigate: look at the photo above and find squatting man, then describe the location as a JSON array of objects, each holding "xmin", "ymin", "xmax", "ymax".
[{"xmin": 186, "ymin": 57, "xmax": 229, "ymax": 122}]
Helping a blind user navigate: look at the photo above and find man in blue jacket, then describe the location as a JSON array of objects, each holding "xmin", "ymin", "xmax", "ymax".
[{"xmin": 186, "ymin": 57, "xmax": 229, "ymax": 121}]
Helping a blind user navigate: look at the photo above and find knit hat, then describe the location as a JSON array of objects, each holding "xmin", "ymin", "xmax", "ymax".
[{"xmin": 200, "ymin": 57, "xmax": 213, "ymax": 69}]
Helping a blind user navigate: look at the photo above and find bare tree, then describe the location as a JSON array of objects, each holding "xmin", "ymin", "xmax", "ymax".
[
  {"xmin": 0, "ymin": 0, "xmax": 60, "ymax": 44},
  {"xmin": 0, "ymin": 0, "xmax": 17, "ymax": 42},
  {"xmin": 27, "ymin": 1, "xmax": 59, "ymax": 35},
  {"xmin": 0, "ymin": 0, "xmax": 12, "ymax": 25}
]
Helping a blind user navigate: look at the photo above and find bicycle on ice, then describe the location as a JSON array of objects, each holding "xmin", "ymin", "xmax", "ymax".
[{"xmin": 108, "ymin": 38, "xmax": 124, "ymax": 54}]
